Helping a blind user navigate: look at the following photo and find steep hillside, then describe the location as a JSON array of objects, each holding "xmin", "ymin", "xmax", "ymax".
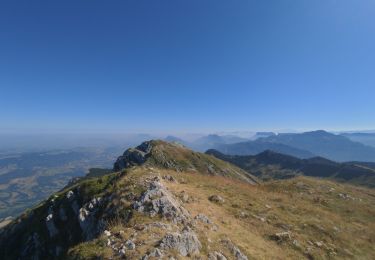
[
  {"xmin": 206, "ymin": 149, "xmax": 375, "ymax": 188},
  {"xmin": 1, "ymin": 141, "xmax": 374, "ymax": 260}
]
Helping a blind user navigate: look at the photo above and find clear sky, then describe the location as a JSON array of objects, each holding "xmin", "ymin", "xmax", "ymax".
[{"xmin": 1, "ymin": 0, "xmax": 375, "ymax": 134}]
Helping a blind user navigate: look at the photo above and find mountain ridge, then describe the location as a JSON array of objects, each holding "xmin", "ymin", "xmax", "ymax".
[
  {"xmin": 214, "ymin": 130, "xmax": 375, "ymax": 162},
  {"xmin": 214, "ymin": 139, "xmax": 315, "ymax": 159},
  {"xmin": 206, "ymin": 149, "xmax": 375, "ymax": 187},
  {"xmin": 113, "ymin": 140, "xmax": 259, "ymax": 184}
]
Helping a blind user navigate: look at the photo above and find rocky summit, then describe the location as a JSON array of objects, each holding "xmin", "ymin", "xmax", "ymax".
[{"xmin": 0, "ymin": 140, "xmax": 375, "ymax": 259}]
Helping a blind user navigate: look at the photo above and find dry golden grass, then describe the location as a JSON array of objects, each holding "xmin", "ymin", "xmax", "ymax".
[
  {"xmin": 68, "ymin": 165, "xmax": 375, "ymax": 259},
  {"xmin": 162, "ymin": 170, "xmax": 375, "ymax": 259}
]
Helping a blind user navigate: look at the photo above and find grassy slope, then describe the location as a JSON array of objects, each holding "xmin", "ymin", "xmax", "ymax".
[
  {"xmin": 143, "ymin": 140, "xmax": 259, "ymax": 184},
  {"xmin": 164, "ymin": 171, "xmax": 375, "ymax": 259},
  {"xmin": 70, "ymin": 167, "xmax": 375, "ymax": 259}
]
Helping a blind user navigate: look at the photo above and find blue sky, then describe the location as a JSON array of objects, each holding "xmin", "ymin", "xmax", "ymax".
[{"xmin": 1, "ymin": 0, "xmax": 375, "ymax": 134}]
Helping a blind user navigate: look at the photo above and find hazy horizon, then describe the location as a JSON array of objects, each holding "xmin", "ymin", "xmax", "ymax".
[{"xmin": 1, "ymin": 128, "xmax": 375, "ymax": 152}]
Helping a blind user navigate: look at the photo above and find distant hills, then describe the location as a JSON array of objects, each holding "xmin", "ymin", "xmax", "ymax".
[
  {"xmin": 213, "ymin": 139, "xmax": 315, "ymax": 158},
  {"xmin": 164, "ymin": 134, "xmax": 249, "ymax": 152},
  {"xmin": 251, "ymin": 131, "xmax": 276, "ymax": 139},
  {"xmin": 340, "ymin": 132, "xmax": 375, "ymax": 147},
  {"xmin": 206, "ymin": 149, "xmax": 375, "ymax": 188},
  {"xmin": 213, "ymin": 130, "xmax": 375, "ymax": 162}
]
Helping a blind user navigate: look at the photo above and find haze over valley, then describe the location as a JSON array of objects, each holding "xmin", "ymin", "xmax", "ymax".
[{"xmin": 2, "ymin": 129, "xmax": 375, "ymax": 222}]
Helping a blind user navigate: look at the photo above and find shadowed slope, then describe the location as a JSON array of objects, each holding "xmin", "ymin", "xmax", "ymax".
[{"xmin": 206, "ymin": 149, "xmax": 375, "ymax": 187}]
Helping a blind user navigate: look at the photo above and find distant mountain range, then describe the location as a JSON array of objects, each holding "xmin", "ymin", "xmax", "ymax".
[
  {"xmin": 250, "ymin": 132, "xmax": 276, "ymax": 140},
  {"xmin": 214, "ymin": 130, "xmax": 375, "ymax": 162},
  {"xmin": 164, "ymin": 134, "xmax": 249, "ymax": 152},
  {"xmin": 213, "ymin": 139, "xmax": 315, "ymax": 158},
  {"xmin": 206, "ymin": 149, "xmax": 375, "ymax": 188},
  {"xmin": 340, "ymin": 132, "xmax": 375, "ymax": 147}
]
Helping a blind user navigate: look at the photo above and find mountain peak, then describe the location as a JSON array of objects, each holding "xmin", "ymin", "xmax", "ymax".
[
  {"xmin": 113, "ymin": 140, "xmax": 161, "ymax": 170},
  {"xmin": 304, "ymin": 130, "xmax": 332, "ymax": 136},
  {"xmin": 113, "ymin": 140, "xmax": 190, "ymax": 171},
  {"xmin": 114, "ymin": 140, "xmax": 258, "ymax": 184}
]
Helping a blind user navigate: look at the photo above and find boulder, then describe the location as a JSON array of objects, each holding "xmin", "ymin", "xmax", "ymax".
[
  {"xmin": 163, "ymin": 175, "xmax": 177, "ymax": 182},
  {"xmin": 208, "ymin": 251, "xmax": 228, "ymax": 260},
  {"xmin": 133, "ymin": 180, "xmax": 191, "ymax": 223},
  {"xmin": 221, "ymin": 239, "xmax": 248, "ymax": 260},
  {"xmin": 125, "ymin": 240, "xmax": 136, "ymax": 250},
  {"xmin": 160, "ymin": 229, "xmax": 202, "ymax": 256},
  {"xmin": 209, "ymin": 195, "xmax": 225, "ymax": 204},
  {"xmin": 270, "ymin": 231, "xmax": 292, "ymax": 243},
  {"xmin": 194, "ymin": 214, "xmax": 213, "ymax": 225}
]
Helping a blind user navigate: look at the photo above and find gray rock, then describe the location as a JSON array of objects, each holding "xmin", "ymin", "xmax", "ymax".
[
  {"xmin": 140, "ymin": 222, "xmax": 173, "ymax": 231},
  {"xmin": 270, "ymin": 231, "xmax": 292, "ymax": 243},
  {"xmin": 78, "ymin": 197, "xmax": 103, "ymax": 240},
  {"xmin": 125, "ymin": 240, "xmax": 136, "ymax": 250},
  {"xmin": 239, "ymin": 211, "xmax": 249, "ymax": 218},
  {"xmin": 163, "ymin": 175, "xmax": 177, "ymax": 182},
  {"xmin": 208, "ymin": 251, "xmax": 228, "ymax": 260},
  {"xmin": 222, "ymin": 239, "xmax": 248, "ymax": 260},
  {"xmin": 209, "ymin": 195, "xmax": 225, "ymax": 204},
  {"xmin": 194, "ymin": 214, "xmax": 213, "ymax": 224},
  {"xmin": 292, "ymin": 239, "xmax": 300, "ymax": 247},
  {"xmin": 46, "ymin": 209, "xmax": 58, "ymax": 237},
  {"xmin": 160, "ymin": 229, "xmax": 202, "ymax": 256},
  {"xmin": 113, "ymin": 141, "xmax": 153, "ymax": 170},
  {"xmin": 181, "ymin": 192, "xmax": 190, "ymax": 203},
  {"xmin": 66, "ymin": 190, "xmax": 74, "ymax": 200},
  {"xmin": 119, "ymin": 248, "xmax": 126, "ymax": 256},
  {"xmin": 134, "ymin": 180, "xmax": 191, "ymax": 223},
  {"xmin": 149, "ymin": 248, "xmax": 163, "ymax": 257}
]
